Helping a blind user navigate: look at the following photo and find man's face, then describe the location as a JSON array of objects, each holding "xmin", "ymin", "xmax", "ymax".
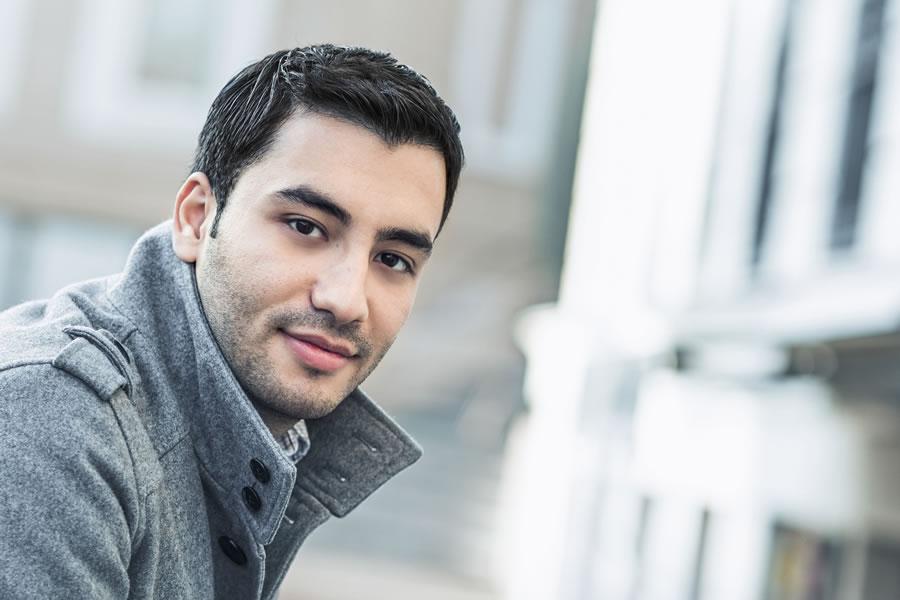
[{"xmin": 192, "ymin": 113, "xmax": 445, "ymax": 426}]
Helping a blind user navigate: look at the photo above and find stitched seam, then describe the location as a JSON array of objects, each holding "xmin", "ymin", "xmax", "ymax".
[
  {"xmin": 264, "ymin": 494, "xmax": 329, "ymax": 600},
  {"xmin": 193, "ymin": 448, "xmax": 231, "ymax": 500},
  {"xmin": 0, "ymin": 358, "xmax": 57, "ymax": 373},
  {"xmin": 110, "ymin": 326, "xmax": 190, "ymax": 463},
  {"xmin": 108, "ymin": 391, "xmax": 149, "ymax": 546},
  {"xmin": 296, "ymin": 476, "xmax": 342, "ymax": 508},
  {"xmin": 157, "ymin": 430, "xmax": 191, "ymax": 462},
  {"xmin": 355, "ymin": 395, "xmax": 409, "ymax": 446}
]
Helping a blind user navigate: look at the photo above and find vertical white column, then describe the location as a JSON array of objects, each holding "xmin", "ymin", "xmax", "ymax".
[
  {"xmin": 450, "ymin": 0, "xmax": 575, "ymax": 179},
  {"xmin": 696, "ymin": 0, "xmax": 787, "ymax": 303},
  {"xmin": 0, "ymin": 0, "xmax": 31, "ymax": 119},
  {"xmin": 502, "ymin": 0, "xmax": 735, "ymax": 597},
  {"xmin": 760, "ymin": 0, "xmax": 860, "ymax": 282},
  {"xmin": 643, "ymin": 0, "xmax": 732, "ymax": 311}
]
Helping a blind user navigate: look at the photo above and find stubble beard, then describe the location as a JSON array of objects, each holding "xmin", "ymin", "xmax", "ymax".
[{"xmin": 198, "ymin": 238, "xmax": 392, "ymax": 421}]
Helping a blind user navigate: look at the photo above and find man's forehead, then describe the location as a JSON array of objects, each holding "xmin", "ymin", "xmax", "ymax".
[
  {"xmin": 247, "ymin": 115, "xmax": 445, "ymax": 228},
  {"xmin": 269, "ymin": 112, "xmax": 446, "ymax": 175}
]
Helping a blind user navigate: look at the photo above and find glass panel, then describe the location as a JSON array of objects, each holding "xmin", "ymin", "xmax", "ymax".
[
  {"xmin": 136, "ymin": 0, "xmax": 215, "ymax": 87},
  {"xmin": 18, "ymin": 217, "xmax": 140, "ymax": 303}
]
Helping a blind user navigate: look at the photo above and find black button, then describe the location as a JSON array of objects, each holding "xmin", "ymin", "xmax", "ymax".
[
  {"xmin": 250, "ymin": 458, "xmax": 270, "ymax": 483},
  {"xmin": 218, "ymin": 536, "xmax": 247, "ymax": 566},
  {"xmin": 242, "ymin": 486, "xmax": 262, "ymax": 511}
]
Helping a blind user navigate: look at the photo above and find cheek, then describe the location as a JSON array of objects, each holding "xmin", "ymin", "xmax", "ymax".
[
  {"xmin": 369, "ymin": 287, "xmax": 416, "ymax": 343},
  {"xmin": 199, "ymin": 242, "xmax": 270, "ymax": 322},
  {"xmin": 231, "ymin": 242, "xmax": 312, "ymax": 306}
]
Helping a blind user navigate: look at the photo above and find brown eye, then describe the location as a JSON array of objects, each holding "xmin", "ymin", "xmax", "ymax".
[
  {"xmin": 377, "ymin": 252, "xmax": 412, "ymax": 274},
  {"xmin": 290, "ymin": 219, "xmax": 324, "ymax": 238}
]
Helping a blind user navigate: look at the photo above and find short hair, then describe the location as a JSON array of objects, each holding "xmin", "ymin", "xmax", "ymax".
[{"xmin": 192, "ymin": 44, "xmax": 464, "ymax": 237}]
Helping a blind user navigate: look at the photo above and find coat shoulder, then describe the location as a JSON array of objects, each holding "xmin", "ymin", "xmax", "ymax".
[
  {"xmin": 0, "ymin": 361, "xmax": 134, "ymax": 475},
  {"xmin": 0, "ymin": 361, "xmax": 146, "ymax": 598}
]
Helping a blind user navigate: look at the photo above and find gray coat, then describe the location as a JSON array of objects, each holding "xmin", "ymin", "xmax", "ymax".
[{"xmin": 0, "ymin": 222, "xmax": 422, "ymax": 599}]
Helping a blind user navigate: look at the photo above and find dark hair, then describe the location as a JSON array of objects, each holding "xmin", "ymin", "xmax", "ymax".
[{"xmin": 192, "ymin": 44, "xmax": 464, "ymax": 237}]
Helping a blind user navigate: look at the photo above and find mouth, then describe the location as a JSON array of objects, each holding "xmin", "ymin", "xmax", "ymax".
[{"xmin": 279, "ymin": 330, "xmax": 356, "ymax": 372}]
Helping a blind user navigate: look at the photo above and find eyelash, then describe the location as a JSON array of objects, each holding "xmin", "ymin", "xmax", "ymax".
[{"xmin": 287, "ymin": 218, "xmax": 415, "ymax": 276}]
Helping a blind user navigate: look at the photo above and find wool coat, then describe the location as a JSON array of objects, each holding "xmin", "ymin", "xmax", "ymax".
[{"xmin": 0, "ymin": 222, "xmax": 422, "ymax": 599}]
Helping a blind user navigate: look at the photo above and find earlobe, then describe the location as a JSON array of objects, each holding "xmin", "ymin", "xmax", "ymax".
[{"xmin": 172, "ymin": 172, "xmax": 216, "ymax": 263}]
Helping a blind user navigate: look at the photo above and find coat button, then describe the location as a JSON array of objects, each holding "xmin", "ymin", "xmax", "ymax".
[
  {"xmin": 250, "ymin": 458, "xmax": 270, "ymax": 483},
  {"xmin": 242, "ymin": 486, "xmax": 262, "ymax": 511},
  {"xmin": 218, "ymin": 536, "xmax": 247, "ymax": 566}
]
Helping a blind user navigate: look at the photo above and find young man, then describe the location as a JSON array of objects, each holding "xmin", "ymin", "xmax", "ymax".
[{"xmin": 0, "ymin": 45, "xmax": 463, "ymax": 599}]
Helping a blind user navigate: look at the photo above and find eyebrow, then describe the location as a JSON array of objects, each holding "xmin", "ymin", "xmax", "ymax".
[
  {"xmin": 274, "ymin": 186, "xmax": 351, "ymax": 226},
  {"xmin": 274, "ymin": 185, "xmax": 434, "ymax": 257},
  {"xmin": 376, "ymin": 227, "xmax": 434, "ymax": 258}
]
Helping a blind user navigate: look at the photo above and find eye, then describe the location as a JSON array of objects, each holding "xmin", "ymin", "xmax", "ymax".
[
  {"xmin": 377, "ymin": 252, "xmax": 413, "ymax": 274},
  {"xmin": 289, "ymin": 218, "xmax": 325, "ymax": 239}
]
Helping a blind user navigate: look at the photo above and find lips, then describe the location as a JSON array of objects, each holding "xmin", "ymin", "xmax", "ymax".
[{"xmin": 280, "ymin": 331, "xmax": 355, "ymax": 372}]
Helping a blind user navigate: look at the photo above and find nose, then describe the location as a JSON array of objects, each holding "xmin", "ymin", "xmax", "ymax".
[{"xmin": 310, "ymin": 254, "xmax": 370, "ymax": 326}]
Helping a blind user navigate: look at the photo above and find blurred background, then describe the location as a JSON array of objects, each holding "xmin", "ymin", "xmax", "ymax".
[{"xmin": 2, "ymin": 0, "xmax": 900, "ymax": 598}]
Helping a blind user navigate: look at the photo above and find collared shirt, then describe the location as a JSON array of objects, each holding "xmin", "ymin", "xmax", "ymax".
[{"xmin": 277, "ymin": 420, "xmax": 311, "ymax": 464}]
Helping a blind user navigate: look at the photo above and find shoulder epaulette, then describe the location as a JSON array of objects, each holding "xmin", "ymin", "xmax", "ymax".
[{"xmin": 52, "ymin": 325, "xmax": 139, "ymax": 401}]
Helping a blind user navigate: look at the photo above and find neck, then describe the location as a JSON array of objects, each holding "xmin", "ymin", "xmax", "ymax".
[{"xmin": 251, "ymin": 400, "xmax": 300, "ymax": 438}]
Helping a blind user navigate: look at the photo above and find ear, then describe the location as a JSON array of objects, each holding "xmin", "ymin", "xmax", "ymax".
[{"xmin": 172, "ymin": 172, "xmax": 217, "ymax": 263}]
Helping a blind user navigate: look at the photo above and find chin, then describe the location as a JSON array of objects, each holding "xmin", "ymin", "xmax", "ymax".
[
  {"xmin": 281, "ymin": 390, "xmax": 349, "ymax": 420},
  {"xmin": 291, "ymin": 403, "xmax": 336, "ymax": 420}
]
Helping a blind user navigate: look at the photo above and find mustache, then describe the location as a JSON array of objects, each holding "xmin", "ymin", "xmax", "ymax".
[{"xmin": 267, "ymin": 308, "xmax": 374, "ymax": 358}]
